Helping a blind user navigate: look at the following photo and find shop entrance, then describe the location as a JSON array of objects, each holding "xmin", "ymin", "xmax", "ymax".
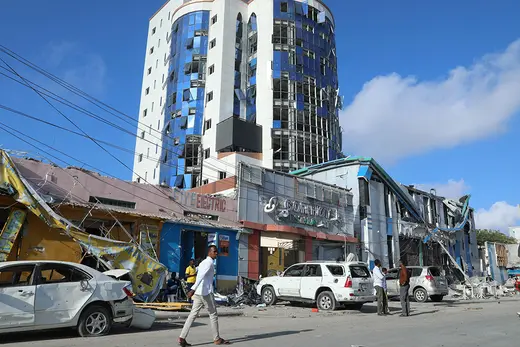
[
  {"xmin": 260, "ymin": 240, "xmax": 301, "ymax": 277},
  {"xmin": 180, "ymin": 230, "xmax": 216, "ymax": 277}
]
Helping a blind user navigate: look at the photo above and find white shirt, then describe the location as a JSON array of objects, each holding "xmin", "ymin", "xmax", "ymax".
[
  {"xmin": 373, "ymin": 266, "xmax": 385, "ymax": 288},
  {"xmin": 191, "ymin": 256, "xmax": 215, "ymax": 296}
]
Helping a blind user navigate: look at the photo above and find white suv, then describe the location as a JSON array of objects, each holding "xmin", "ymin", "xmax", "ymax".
[{"xmin": 257, "ymin": 261, "xmax": 375, "ymax": 311}]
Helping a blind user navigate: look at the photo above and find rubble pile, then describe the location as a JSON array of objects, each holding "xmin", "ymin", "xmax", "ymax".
[
  {"xmin": 446, "ymin": 276, "xmax": 517, "ymax": 300},
  {"xmin": 225, "ymin": 276, "xmax": 262, "ymax": 307}
]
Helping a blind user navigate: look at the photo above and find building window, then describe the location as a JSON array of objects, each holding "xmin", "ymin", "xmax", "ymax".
[
  {"xmin": 158, "ymin": 39, "xmax": 161, "ymax": 47},
  {"xmin": 203, "ymin": 179, "xmax": 209, "ymax": 185},
  {"xmin": 280, "ymin": 2, "xmax": 288, "ymax": 13},
  {"xmin": 145, "ymin": 87, "xmax": 149, "ymax": 95},
  {"xmin": 138, "ymin": 154, "xmax": 143, "ymax": 162},
  {"xmin": 147, "ymin": 67, "xmax": 152, "ymax": 75},
  {"xmin": 204, "ymin": 148, "xmax": 210, "ymax": 159},
  {"xmin": 209, "ymin": 64, "xmax": 215, "ymax": 75},
  {"xmin": 206, "ymin": 91, "xmax": 213, "ymax": 102},
  {"xmin": 152, "ymin": 27, "xmax": 156, "ymax": 35},
  {"xmin": 155, "ymin": 144, "xmax": 158, "ymax": 154},
  {"xmin": 140, "ymin": 131, "xmax": 145, "ymax": 139},
  {"xmin": 210, "ymin": 39, "xmax": 216, "ymax": 49},
  {"xmin": 149, "ymin": 47, "xmax": 154, "ymax": 54},
  {"xmin": 151, "ymin": 102, "xmax": 154, "ymax": 112},
  {"xmin": 204, "ymin": 119, "xmax": 212, "ymax": 133},
  {"xmin": 143, "ymin": 109, "xmax": 148, "ymax": 117},
  {"xmin": 89, "ymin": 196, "xmax": 136, "ymax": 209},
  {"xmin": 153, "ymin": 168, "xmax": 156, "ymax": 179},
  {"xmin": 219, "ymin": 171, "xmax": 227, "ymax": 180},
  {"xmin": 168, "ymin": 12, "xmax": 170, "ymax": 20},
  {"xmin": 211, "ymin": 15, "xmax": 217, "ymax": 25}
]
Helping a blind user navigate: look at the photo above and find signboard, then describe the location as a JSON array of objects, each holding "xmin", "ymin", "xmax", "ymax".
[
  {"xmin": 171, "ymin": 189, "xmax": 227, "ymax": 212},
  {"xmin": 219, "ymin": 234, "xmax": 230, "ymax": 257},
  {"xmin": 183, "ymin": 211, "xmax": 219, "ymax": 221},
  {"xmin": 262, "ymin": 196, "xmax": 339, "ymax": 229}
]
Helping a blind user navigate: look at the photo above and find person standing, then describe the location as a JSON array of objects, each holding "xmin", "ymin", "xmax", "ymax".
[
  {"xmin": 372, "ymin": 259, "xmax": 387, "ymax": 316},
  {"xmin": 178, "ymin": 245, "xmax": 231, "ymax": 346},
  {"xmin": 399, "ymin": 260, "xmax": 411, "ymax": 317},
  {"xmin": 382, "ymin": 268, "xmax": 391, "ymax": 315},
  {"xmin": 185, "ymin": 259, "xmax": 197, "ymax": 291}
]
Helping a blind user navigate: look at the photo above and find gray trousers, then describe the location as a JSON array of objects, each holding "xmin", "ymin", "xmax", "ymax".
[
  {"xmin": 400, "ymin": 284, "xmax": 410, "ymax": 316},
  {"xmin": 375, "ymin": 286, "xmax": 386, "ymax": 314},
  {"xmin": 180, "ymin": 293, "xmax": 220, "ymax": 341}
]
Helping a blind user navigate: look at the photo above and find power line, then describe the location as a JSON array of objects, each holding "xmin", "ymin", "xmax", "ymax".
[
  {"xmin": 0, "ymin": 46, "xmax": 238, "ymax": 171},
  {"xmin": 0, "ymin": 123, "xmax": 241, "ymax": 228}
]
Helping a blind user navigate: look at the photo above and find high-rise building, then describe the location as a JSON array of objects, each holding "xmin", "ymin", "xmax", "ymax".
[{"xmin": 133, "ymin": 0, "xmax": 342, "ymax": 189}]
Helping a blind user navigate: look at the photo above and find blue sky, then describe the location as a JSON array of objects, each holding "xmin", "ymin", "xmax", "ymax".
[{"xmin": 1, "ymin": 0, "xmax": 519, "ymax": 231}]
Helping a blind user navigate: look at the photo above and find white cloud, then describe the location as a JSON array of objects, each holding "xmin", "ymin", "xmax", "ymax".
[
  {"xmin": 43, "ymin": 41, "xmax": 107, "ymax": 96},
  {"xmin": 475, "ymin": 202, "xmax": 520, "ymax": 232},
  {"xmin": 415, "ymin": 179, "xmax": 469, "ymax": 199},
  {"xmin": 340, "ymin": 39, "xmax": 520, "ymax": 163}
]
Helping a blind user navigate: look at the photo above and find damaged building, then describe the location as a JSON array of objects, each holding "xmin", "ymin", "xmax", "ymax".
[{"xmin": 291, "ymin": 156, "xmax": 479, "ymax": 276}]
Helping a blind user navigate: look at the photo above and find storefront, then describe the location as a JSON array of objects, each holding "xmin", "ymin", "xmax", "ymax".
[
  {"xmin": 238, "ymin": 163, "xmax": 357, "ymax": 279},
  {"xmin": 158, "ymin": 189, "xmax": 242, "ymax": 292}
]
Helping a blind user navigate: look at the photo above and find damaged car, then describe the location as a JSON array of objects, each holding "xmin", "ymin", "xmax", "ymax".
[{"xmin": 0, "ymin": 261, "xmax": 134, "ymax": 337}]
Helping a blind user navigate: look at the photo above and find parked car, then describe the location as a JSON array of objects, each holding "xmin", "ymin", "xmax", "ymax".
[
  {"xmin": 257, "ymin": 261, "xmax": 375, "ymax": 311},
  {"xmin": 0, "ymin": 260, "xmax": 134, "ymax": 337},
  {"xmin": 385, "ymin": 266, "xmax": 448, "ymax": 302}
]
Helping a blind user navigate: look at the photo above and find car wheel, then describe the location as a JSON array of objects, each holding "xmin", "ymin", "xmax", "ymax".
[
  {"xmin": 261, "ymin": 286, "xmax": 277, "ymax": 306},
  {"xmin": 430, "ymin": 295, "xmax": 444, "ymax": 302},
  {"xmin": 317, "ymin": 291, "xmax": 336, "ymax": 311},
  {"xmin": 77, "ymin": 305, "xmax": 112, "ymax": 337},
  {"xmin": 414, "ymin": 288, "xmax": 428, "ymax": 303}
]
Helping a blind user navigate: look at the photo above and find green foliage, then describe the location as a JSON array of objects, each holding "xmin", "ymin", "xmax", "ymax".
[{"xmin": 476, "ymin": 229, "xmax": 517, "ymax": 246}]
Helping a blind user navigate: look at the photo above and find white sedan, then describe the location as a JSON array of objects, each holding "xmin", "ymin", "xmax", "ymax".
[{"xmin": 0, "ymin": 260, "xmax": 134, "ymax": 337}]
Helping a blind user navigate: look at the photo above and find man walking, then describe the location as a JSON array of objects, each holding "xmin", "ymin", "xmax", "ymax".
[
  {"xmin": 178, "ymin": 245, "xmax": 231, "ymax": 346},
  {"xmin": 399, "ymin": 260, "xmax": 411, "ymax": 317},
  {"xmin": 372, "ymin": 259, "xmax": 387, "ymax": 316}
]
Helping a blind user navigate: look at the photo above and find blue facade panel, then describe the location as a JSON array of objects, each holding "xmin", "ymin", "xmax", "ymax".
[
  {"xmin": 160, "ymin": 11, "xmax": 210, "ymax": 189},
  {"xmin": 159, "ymin": 223, "xmax": 239, "ymax": 284}
]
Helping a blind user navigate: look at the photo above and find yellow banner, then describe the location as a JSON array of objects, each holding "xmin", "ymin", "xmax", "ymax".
[
  {"xmin": 0, "ymin": 150, "xmax": 166, "ymax": 301},
  {"xmin": 0, "ymin": 209, "xmax": 27, "ymax": 261}
]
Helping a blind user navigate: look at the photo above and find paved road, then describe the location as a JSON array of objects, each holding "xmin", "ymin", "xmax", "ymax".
[{"xmin": 3, "ymin": 299, "xmax": 519, "ymax": 347}]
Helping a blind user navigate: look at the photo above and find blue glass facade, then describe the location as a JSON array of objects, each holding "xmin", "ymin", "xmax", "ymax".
[
  {"xmin": 233, "ymin": 14, "xmax": 244, "ymax": 118},
  {"xmin": 160, "ymin": 11, "xmax": 210, "ymax": 188},
  {"xmin": 272, "ymin": 0, "xmax": 342, "ymax": 172},
  {"xmin": 246, "ymin": 14, "xmax": 258, "ymax": 123}
]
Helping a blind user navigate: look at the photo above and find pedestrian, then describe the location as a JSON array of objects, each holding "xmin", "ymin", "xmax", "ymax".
[
  {"xmin": 372, "ymin": 259, "xmax": 387, "ymax": 316},
  {"xmin": 399, "ymin": 259, "xmax": 411, "ymax": 317},
  {"xmin": 185, "ymin": 259, "xmax": 197, "ymax": 291},
  {"xmin": 382, "ymin": 267, "xmax": 391, "ymax": 314},
  {"xmin": 178, "ymin": 245, "xmax": 231, "ymax": 346}
]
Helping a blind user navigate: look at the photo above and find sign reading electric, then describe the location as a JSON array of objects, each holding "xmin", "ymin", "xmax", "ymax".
[
  {"xmin": 172, "ymin": 189, "xmax": 227, "ymax": 212},
  {"xmin": 263, "ymin": 196, "xmax": 339, "ymax": 229}
]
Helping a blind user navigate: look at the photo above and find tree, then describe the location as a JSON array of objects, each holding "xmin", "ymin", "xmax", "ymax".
[{"xmin": 476, "ymin": 229, "xmax": 517, "ymax": 246}]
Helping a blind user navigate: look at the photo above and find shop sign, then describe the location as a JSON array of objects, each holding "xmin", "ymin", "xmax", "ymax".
[
  {"xmin": 262, "ymin": 196, "xmax": 339, "ymax": 229},
  {"xmin": 171, "ymin": 189, "xmax": 227, "ymax": 212},
  {"xmin": 219, "ymin": 235, "xmax": 230, "ymax": 256},
  {"xmin": 183, "ymin": 211, "xmax": 219, "ymax": 221}
]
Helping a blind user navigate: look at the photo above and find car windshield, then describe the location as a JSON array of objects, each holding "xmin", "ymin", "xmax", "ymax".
[
  {"xmin": 350, "ymin": 265, "xmax": 370, "ymax": 278},
  {"xmin": 428, "ymin": 267, "xmax": 441, "ymax": 276}
]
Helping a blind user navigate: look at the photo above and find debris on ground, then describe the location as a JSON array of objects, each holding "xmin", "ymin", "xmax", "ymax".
[{"xmin": 225, "ymin": 276, "xmax": 262, "ymax": 307}]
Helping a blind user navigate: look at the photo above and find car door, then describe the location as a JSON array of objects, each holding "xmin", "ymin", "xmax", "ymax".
[
  {"xmin": 34, "ymin": 263, "xmax": 95, "ymax": 326},
  {"xmin": 277, "ymin": 264, "xmax": 304, "ymax": 297},
  {"xmin": 385, "ymin": 268, "xmax": 399, "ymax": 296},
  {"xmin": 300, "ymin": 264, "xmax": 323, "ymax": 300},
  {"xmin": 0, "ymin": 264, "xmax": 37, "ymax": 329}
]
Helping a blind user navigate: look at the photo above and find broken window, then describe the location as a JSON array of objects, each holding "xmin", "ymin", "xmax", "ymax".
[
  {"xmin": 186, "ymin": 38, "xmax": 194, "ymax": 49},
  {"xmin": 183, "ymin": 89, "xmax": 192, "ymax": 101}
]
